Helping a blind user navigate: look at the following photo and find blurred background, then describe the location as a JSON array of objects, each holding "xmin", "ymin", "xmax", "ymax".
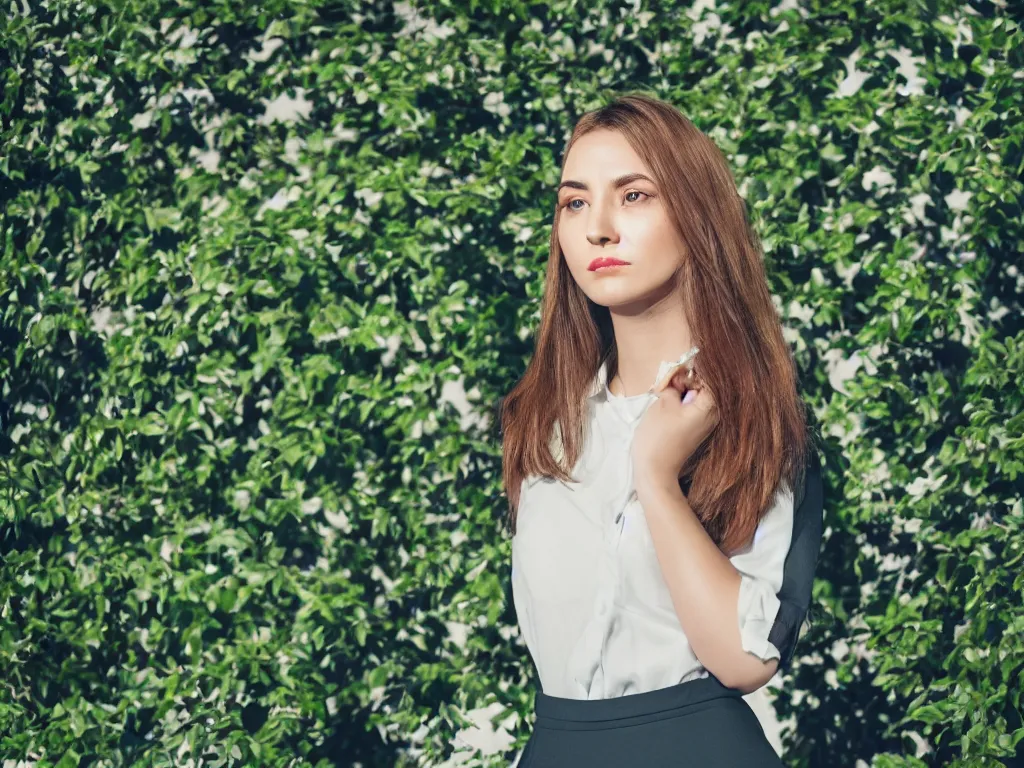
[{"xmin": 1, "ymin": 1, "xmax": 1022, "ymax": 766}]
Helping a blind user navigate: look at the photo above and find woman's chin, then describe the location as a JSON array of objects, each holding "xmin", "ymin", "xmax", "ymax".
[{"xmin": 589, "ymin": 286, "xmax": 668, "ymax": 314}]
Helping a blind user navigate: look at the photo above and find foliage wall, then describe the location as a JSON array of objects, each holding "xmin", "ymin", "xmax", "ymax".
[{"xmin": 1, "ymin": 0, "xmax": 1022, "ymax": 766}]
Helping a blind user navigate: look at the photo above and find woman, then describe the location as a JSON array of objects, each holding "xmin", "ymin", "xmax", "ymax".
[{"xmin": 500, "ymin": 93, "xmax": 825, "ymax": 767}]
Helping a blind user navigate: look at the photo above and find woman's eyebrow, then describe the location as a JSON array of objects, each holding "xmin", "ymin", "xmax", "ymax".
[{"xmin": 556, "ymin": 172, "xmax": 656, "ymax": 194}]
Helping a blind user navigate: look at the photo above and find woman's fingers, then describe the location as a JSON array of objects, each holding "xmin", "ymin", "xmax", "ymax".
[
  {"xmin": 670, "ymin": 366, "xmax": 698, "ymax": 393},
  {"xmin": 653, "ymin": 361, "xmax": 701, "ymax": 396}
]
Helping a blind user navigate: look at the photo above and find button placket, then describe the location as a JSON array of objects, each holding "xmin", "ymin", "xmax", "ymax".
[
  {"xmin": 611, "ymin": 406, "xmax": 647, "ymax": 526},
  {"xmin": 567, "ymin": 424, "xmax": 632, "ymax": 697},
  {"xmin": 567, "ymin": 392, "xmax": 656, "ymax": 699}
]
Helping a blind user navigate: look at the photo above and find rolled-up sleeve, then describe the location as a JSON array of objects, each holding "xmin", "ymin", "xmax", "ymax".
[{"xmin": 730, "ymin": 486, "xmax": 796, "ymax": 662}]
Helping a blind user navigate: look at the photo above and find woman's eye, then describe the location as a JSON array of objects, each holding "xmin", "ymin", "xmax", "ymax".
[{"xmin": 562, "ymin": 191, "xmax": 648, "ymax": 212}]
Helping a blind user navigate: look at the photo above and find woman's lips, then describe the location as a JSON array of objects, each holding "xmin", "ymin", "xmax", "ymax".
[{"xmin": 588, "ymin": 257, "xmax": 631, "ymax": 272}]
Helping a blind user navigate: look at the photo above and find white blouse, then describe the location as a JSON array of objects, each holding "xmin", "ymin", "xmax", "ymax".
[{"xmin": 510, "ymin": 357, "xmax": 796, "ymax": 700}]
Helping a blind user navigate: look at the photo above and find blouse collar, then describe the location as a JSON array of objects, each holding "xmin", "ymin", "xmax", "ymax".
[
  {"xmin": 588, "ymin": 347, "xmax": 700, "ymax": 402},
  {"xmin": 587, "ymin": 359, "xmax": 611, "ymax": 400}
]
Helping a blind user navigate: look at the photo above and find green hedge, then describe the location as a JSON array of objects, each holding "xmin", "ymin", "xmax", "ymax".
[{"xmin": 1, "ymin": 1, "xmax": 1021, "ymax": 766}]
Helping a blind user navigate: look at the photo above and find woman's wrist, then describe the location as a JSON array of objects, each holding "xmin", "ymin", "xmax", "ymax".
[{"xmin": 634, "ymin": 470, "xmax": 686, "ymax": 505}]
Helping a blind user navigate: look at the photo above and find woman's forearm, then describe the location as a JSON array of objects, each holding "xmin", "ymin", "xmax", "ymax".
[{"xmin": 635, "ymin": 476, "xmax": 779, "ymax": 693}]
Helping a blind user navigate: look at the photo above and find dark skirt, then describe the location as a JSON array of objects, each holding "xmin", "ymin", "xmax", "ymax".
[{"xmin": 518, "ymin": 676, "xmax": 784, "ymax": 767}]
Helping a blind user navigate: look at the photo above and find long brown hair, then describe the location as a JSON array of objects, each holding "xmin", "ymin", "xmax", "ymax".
[{"xmin": 500, "ymin": 92, "xmax": 811, "ymax": 556}]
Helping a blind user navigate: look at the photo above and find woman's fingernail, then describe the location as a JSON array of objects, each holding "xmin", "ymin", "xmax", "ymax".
[{"xmin": 683, "ymin": 389, "xmax": 696, "ymax": 404}]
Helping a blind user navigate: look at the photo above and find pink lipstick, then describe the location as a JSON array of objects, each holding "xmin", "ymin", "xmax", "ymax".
[{"xmin": 588, "ymin": 257, "xmax": 631, "ymax": 272}]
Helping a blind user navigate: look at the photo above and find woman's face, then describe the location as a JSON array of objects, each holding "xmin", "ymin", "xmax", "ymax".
[{"xmin": 556, "ymin": 129, "xmax": 686, "ymax": 312}]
